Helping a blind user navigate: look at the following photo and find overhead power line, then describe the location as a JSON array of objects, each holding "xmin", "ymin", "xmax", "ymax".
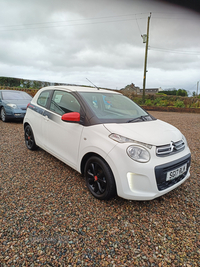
[
  {"xmin": 135, "ymin": 15, "xmax": 143, "ymax": 36},
  {"xmin": 149, "ymin": 12, "xmax": 200, "ymax": 21},
  {"xmin": 149, "ymin": 46, "xmax": 200, "ymax": 55},
  {"xmin": 1, "ymin": 13, "xmax": 149, "ymax": 28},
  {"xmin": 0, "ymin": 11, "xmax": 198, "ymax": 32},
  {"xmin": 0, "ymin": 13, "xmax": 148, "ymax": 32},
  {"xmin": 151, "ymin": 16, "xmax": 198, "ymax": 21}
]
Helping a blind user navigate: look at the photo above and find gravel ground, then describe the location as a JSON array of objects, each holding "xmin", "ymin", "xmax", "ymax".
[{"xmin": 0, "ymin": 111, "xmax": 200, "ymax": 267}]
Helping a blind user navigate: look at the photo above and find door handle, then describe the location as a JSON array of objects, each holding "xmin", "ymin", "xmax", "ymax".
[{"xmin": 43, "ymin": 115, "xmax": 49, "ymax": 122}]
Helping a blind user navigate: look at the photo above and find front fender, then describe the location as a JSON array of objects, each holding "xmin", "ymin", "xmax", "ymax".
[{"xmin": 78, "ymin": 125, "xmax": 117, "ymax": 172}]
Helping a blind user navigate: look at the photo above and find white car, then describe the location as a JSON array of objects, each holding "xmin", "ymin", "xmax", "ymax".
[{"xmin": 23, "ymin": 86, "xmax": 191, "ymax": 200}]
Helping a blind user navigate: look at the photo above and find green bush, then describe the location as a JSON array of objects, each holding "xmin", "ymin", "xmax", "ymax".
[
  {"xmin": 174, "ymin": 100, "xmax": 185, "ymax": 108},
  {"xmin": 145, "ymin": 99, "xmax": 152, "ymax": 106},
  {"xmin": 153, "ymin": 98, "xmax": 161, "ymax": 106},
  {"xmin": 160, "ymin": 100, "xmax": 169, "ymax": 107},
  {"xmin": 176, "ymin": 89, "xmax": 188, "ymax": 97},
  {"xmin": 132, "ymin": 97, "xmax": 143, "ymax": 105}
]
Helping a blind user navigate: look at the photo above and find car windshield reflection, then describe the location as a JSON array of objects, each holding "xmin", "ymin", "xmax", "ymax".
[
  {"xmin": 2, "ymin": 91, "xmax": 32, "ymax": 100},
  {"xmin": 79, "ymin": 92, "xmax": 148, "ymax": 120}
]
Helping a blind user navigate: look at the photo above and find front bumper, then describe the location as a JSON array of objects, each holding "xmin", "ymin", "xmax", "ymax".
[
  {"xmin": 5, "ymin": 108, "xmax": 26, "ymax": 120},
  {"xmin": 155, "ymin": 154, "xmax": 191, "ymax": 191},
  {"xmin": 106, "ymin": 143, "xmax": 191, "ymax": 200}
]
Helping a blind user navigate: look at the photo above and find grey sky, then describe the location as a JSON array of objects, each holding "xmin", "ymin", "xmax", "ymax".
[{"xmin": 0, "ymin": 0, "xmax": 200, "ymax": 94}]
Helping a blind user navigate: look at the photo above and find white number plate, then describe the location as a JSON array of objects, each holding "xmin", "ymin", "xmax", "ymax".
[{"xmin": 166, "ymin": 163, "xmax": 187, "ymax": 181}]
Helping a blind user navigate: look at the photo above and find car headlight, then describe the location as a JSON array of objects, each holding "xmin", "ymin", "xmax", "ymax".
[
  {"xmin": 109, "ymin": 133, "xmax": 152, "ymax": 149},
  {"xmin": 7, "ymin": 104, "xmax": 18, "ymax": 109},
  {"xmin": 127, "ymin": 145, "xmax": 150, "ymax": 163}
]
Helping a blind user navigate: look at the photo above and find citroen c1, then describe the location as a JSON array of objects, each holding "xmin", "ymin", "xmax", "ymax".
[{"xmin": 23, "ymin": 86, "xmax": 191, "ymax": 200}]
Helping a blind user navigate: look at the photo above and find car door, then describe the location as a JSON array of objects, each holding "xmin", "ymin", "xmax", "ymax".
[
  {"xmin": 29, "ymin": 90, "xmax": 52, "ymax": 146},
  {"xmin": 43, "ymin": 90, "xmax": 84, "ymax": 170}
]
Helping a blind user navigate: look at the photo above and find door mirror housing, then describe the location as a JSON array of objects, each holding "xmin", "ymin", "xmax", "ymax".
[{"xmin": 61, "ymin": 112, "xmax": 80, "ymax": 122}]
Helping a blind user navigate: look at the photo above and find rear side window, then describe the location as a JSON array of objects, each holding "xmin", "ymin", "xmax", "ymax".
[
  {"xmin": 37, "ymin": 91, "xmax": 50, "ymax": 107},
  {"xmin": 50, "ymin": 91, "xmax": 80, "ymax": 115}
]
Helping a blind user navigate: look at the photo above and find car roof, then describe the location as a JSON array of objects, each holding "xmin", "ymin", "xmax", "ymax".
[{"xmin": 39, "ymin": 85, "xmax": 120, "ymax": 94}]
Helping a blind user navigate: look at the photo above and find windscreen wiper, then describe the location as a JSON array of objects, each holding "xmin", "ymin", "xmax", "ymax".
[{"xmin": 126, "ymin": 115, "xmax": 149, "ymax": 123}]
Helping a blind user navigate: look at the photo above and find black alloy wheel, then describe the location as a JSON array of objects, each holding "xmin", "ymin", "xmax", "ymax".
[
  {"xmin": 85, "ymin": 156, "xmax": 116, "ymax": 200},
  {"xmin": 24, "ymin": 125, "xmax": 38, "ymax": 150}
]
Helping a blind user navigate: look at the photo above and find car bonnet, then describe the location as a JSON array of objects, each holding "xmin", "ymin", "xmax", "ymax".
[
  {"xmin": 103, "ymin": 119, "xmax": 183, "ymax": 146},
  {"xmin": 3, "ymin": 99, "xmax": 30, "ymax": 109}
]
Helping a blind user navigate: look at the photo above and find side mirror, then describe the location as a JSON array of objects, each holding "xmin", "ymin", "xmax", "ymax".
[{"xmin": 61, "ymin": 112, "xmax": 80, "ymax": 122}]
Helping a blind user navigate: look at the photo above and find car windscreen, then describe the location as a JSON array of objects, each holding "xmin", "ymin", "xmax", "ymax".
[
  {"xmin": 2, "ymin": 91, "xmax": 32, "ymax": 100},
  {"xmin": 79, "ymin": 92, "xmax": 148, "ymax": 120}
]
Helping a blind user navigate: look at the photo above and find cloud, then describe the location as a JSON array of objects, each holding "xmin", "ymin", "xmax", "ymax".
[{"xmin": 0, "ymin": 0, "xmax": 199, "ymax": 92}]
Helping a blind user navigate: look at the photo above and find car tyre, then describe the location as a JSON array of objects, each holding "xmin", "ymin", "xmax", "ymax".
[
  {"xmin": 84, "ymin": 156, "xmax": 117, "ymax": 200},
  {"xmin": 1, "ymin": 107, "xmax": 7, "ymax": 122},
  {"xmin": 24, "ymin": 125, "xmax": 38, "ymax": 150}
]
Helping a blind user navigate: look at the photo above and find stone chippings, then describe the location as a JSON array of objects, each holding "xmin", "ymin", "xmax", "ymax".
[{"xmin": 0, "ymin": 111, "xmax": 199, "ymax": 267}]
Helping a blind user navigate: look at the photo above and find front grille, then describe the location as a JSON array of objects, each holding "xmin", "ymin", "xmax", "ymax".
[
  {"xmin": 156, "ymin": 140, "xmax": 185, "ymax": 157},
  {"xmin": 155, "ymin": 154, "xmax": 191, "ymax": 191}
]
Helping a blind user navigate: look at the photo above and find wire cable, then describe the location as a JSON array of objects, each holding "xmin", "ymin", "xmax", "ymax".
[
  {"xmin": 149, "ymin": 46, "xmax": 200, "ymax": 55},
  {"xmin": 0, "ymin": 13, "xmax": 148, "ymax": 31}
]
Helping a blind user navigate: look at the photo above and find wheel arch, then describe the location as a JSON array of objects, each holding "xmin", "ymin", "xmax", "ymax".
[
  {"xmin": 80, "ymin": 152, "xmax": 109, "ymax": 176},
  {"xmin": 82, "ymin": 153, "xmax": 117, "ymax": 199},
  {"xmin": 24, "ymin": 122, "xmax": 36, "ymax": 140},
  {"xmin": 24, "ymin": 121, "xmax": 30, "ymax": 130},
  {"xmin": 24, "ymin": 122, "xmax": 36, "ymax": 137},
  {"xmin": 24, "ymin": 122, "xmax": 38, "ymax": 150}
]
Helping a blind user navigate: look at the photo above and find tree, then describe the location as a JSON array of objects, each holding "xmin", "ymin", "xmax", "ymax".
[
  {"xmin": 176, "ymin": 89, "xmax": 188, "ymax": 97},
  {"xmin": 0, "ymin": 77, "xmax": 20, "ymax": 87},
  {"xmin": 157, "ymin": 89, "xmax": 177, "ymax": 95},
  {"xmin": 192, "ymin": 91, "xmax": 196, "ymax": 97}
]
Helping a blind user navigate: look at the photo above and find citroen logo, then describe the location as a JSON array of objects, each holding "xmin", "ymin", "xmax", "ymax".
[{"xmin": 170, "ymin": 141, "xmax": 175, "ymax": 152}]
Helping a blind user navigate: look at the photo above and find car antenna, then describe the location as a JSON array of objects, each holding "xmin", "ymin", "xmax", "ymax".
[{"xmin": 86, "ymin": 78, "xmax": 100, "ymax": 90}]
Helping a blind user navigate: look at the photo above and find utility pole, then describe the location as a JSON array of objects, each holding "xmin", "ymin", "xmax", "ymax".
[
  {"xmin": 197, "ymin": 81, "xmax": 199, "ymax": 96},
  {"xmin": 142, "ymin": 13, "xmax": 151, "ymax": 104}
]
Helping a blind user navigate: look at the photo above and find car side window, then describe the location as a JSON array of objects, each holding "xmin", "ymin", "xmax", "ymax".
[
  {"xmin": 50, "ymin": 91, "xmax": 80, "ymax": 115},
  {"xmin": 37, "ymin": 91, "xmax": 50, "ymax": 107}
]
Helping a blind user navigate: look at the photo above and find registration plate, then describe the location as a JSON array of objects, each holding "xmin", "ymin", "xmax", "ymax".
[{"xmin": 166, "ymin": 163, "xmax": 187, "ymax": 181}]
